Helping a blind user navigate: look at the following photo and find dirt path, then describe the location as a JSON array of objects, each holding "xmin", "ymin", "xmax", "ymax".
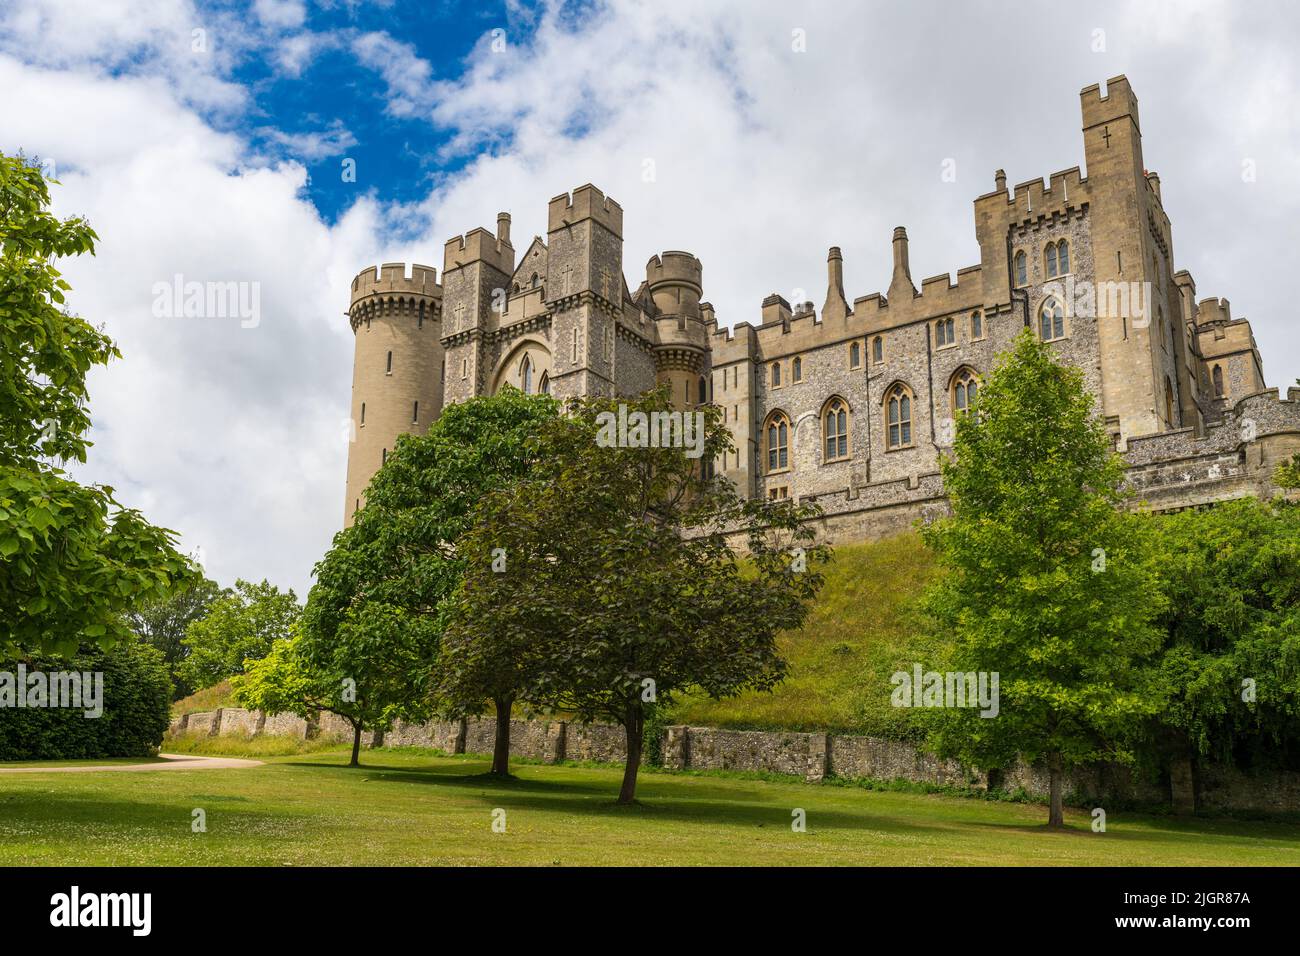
[{"xmin": 0, "ymin": 753, "xmax": 263, "ymax": 773}]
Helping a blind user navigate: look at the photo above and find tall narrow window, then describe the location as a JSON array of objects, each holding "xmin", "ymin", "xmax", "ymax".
[
  {"xmin": 521, "ymin": 354, "xmax": 533, "ymax": 393},
  {"xmin": 360, "ymin": 402, "xmax": 366, "ymax": 425},
  {"xmin": 412, "ymin": 400, "xmax": 419, "ymax": 424},
  {"xmin": 698, "ymin": 377, "xmax": 707, "ymax": 404},
  {"xmin": 971, "ymin": 310, "xmax": 983, "ymax": 339},
  {"xmin": 886, "ymin": 384, "xmax": 912, "ymax": 449},
  {"xmin": 418, "ymin": 303, "xmax": 425, "ymax": 329},
  {"xmin": 771, "ymin": 362, "xmax": 781, "ymax": 387},
  {"xmin": 461, "ymin": 357, "xmax": 468, "ymax": 379},
  {"xmin": 792, "ymin": 357, "xmax": 802, "ymax": 382},
  {"xmin": 1213, "ymin": 364, "xmax": 1224, "ymax": 397},
  {"xmin": 1046, "ymin": 242, "xmax": 1059, "ymax": 278},
  {"xmin": 1039, "ymin": 298, "xmax": 1065, "ymax": 341},
  {"xmin": 539, "ymin": 372, "xmax": 549, "ymax": 395},
  {"xmin": 1165, "ymin": 378, "xmax": 1175, "ymax": 427},
  {"xmin": 572, "ymin": 328, "xmax": 579, "ymax": 361},
  {"xmin": 1014, "ymin": 250, "xmax": 1028, "ymax": 287},
  {"xmin": 822, "ymin": 398, "xmax": 849, "ymax": 461},
  {"xmin": 850, "ymin": 341, "xmax": 861, "ymax": 368},
  {"xmin": 873, "ymin": 336, "xmax": 883, "ymax": 363},
  {"xmin": 386, "ymin": 350, "xmax": 393, "ymax": 373},
  {"xmin": 382, "ymin": 448, "xmax": 387, "ymax": 465},
  {"xmin": 765, "ymin": 413, "xmax": 790, "ymax": 472},
  {"xmin": 935, "ymin": 317, "xmax": 955, "ymax": 347},
  {"xmin": 1057, "ymin": 240, "xmax": 1069, "ymax": 274},
  {"xmin": 951, "ymin": 368, "xmax": 979, "ymax": 416}
]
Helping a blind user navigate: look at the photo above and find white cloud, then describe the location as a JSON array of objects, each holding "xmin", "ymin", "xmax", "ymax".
[{"xmin": 1, "ymin": 0, "xmax": 1298, "ymax": 599}]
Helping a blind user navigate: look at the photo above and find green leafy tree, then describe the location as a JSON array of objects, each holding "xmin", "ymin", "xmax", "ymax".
[
  {"xmin": 306, "ymin": 389, "xmax": 559, "ymax": 773},
  {"xmin": 0, "ymin": 152, "xmax": 193, "ymax": 655},
  {"xmin": 179, "ymin": 578, "xmax": 299, "ymax": 690},
  {"xmin": 921, "ymin": 331, "xmax": 1164, "ymax": 827},
  {"xmin": 126, "ymin": 577, "xmax": 222, "ymax": 699},
  {"xmin": 444, "ymin": 390, "xmax": 828, "ymax": 800},
  {"xmin": 233, "ymin": 606, "xmax": 439, "ymax": 767},
  {"xmin": 1141, "ymin": 498, "xmax": 1300, "ymax": 772}
]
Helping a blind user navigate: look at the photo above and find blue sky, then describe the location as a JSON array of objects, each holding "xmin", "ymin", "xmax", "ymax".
[{"xmin": 2, "ymin": 0, "xmax": 1298, "ymax": 596}]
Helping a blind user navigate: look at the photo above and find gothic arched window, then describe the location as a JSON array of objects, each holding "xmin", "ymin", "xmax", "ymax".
[
  {"xmin": 765, "ymin": 412, "xmax": 790, "ymax": 472},
  {"xmin": 822, "ymin": 398, "xmax": 849, "ymax": 462},
  {"xmin": 951, "ymin": 367, "xmax": 979, "ymax": 416},
  {"xmin": 1213, "ymin": 364, "xmax": 1224, "ymax": 397},
  {"xmin": 792, "ymin": 356, "xmax": 802, "ymax": 382},
  {"xmin": 520, "ymin": 354, "xmax": 533, "ymax": 393},
  {"xmin": 1014, "ymin": 250, "xmax": 1028, "ymax": 287},
  {"xmin": 885, "ymin": 383, "xmax": 913, "ymax": 449},
  {"xmin": 873, "ymin": 336, "xmax": 883, "ymax": 363},
  {"xmin": 1039, "ymin": 298, "xmax": 1065, "ymax": 341}
]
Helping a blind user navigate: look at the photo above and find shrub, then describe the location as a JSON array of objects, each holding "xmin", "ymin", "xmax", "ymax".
[{"xmin": 0, "ymin": 641, "xmax": 172, "ymax": 760}]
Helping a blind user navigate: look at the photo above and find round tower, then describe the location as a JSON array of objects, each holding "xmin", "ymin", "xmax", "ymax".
[
  {"xmin": 646, "ymin": 251, "xmax": 709, "ymax": 409},
  {"xmin": 344, "ymin": 262, "xmax": 443, "ymax": 526}
]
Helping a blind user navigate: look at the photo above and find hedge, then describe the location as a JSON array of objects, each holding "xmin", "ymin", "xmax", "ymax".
[{"xmin": 0, "ymin": 640, "xmax": 172, "ymax": 760}]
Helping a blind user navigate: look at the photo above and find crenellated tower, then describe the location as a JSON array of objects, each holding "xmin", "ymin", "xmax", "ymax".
[
  {"xmin": 647, "ymin": 251, "xmax": 710, "ymax": 409},
  {"xmin": 343, "ymin": 262, "xmax": 443, "ymax": 525}
]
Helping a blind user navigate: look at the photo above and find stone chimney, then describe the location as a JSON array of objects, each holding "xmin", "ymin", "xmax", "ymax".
[
  {"xmin": 496, "ymin": 212, "xmax": 511, "ymax": 244},
  {"xmin": 822, "ymin": 246, "xmax": 849, "ymax": 322},
  {"xmin": 889, "ymin": 227, "xmax": 916, "ymax": 302},
  {"xmin": 995, "ymin": 168, "xmax": 1007, "ymax": 193}
]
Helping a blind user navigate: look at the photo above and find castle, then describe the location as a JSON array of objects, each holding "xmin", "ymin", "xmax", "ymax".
[{"xmin": 343, "ymin": 75, "xmax": 1300, "ymax": 536}]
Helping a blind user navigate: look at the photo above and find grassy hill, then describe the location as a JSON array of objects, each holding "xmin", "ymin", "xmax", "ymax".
[
  {"xmin": 666, "ymin": 532, "xmax": 938, "ymax": 736},
  {"xmin": 172, "ymin": 532, "xmax": 941, "ymax": 739}
]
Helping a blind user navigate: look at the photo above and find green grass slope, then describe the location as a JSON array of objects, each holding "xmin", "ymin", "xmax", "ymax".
[{"xmin": 667, "ymin": 532, "xmax": 937, "ymax": 736}]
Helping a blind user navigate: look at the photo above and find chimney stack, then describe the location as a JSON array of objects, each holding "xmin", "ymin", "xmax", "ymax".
[
  {"xmin": 994, "ymin": 168, "xmax": 1007, "ymax": 193},
  {"xmin": 496, "ymin": 212, "xmax": 511, "ymax": 244}
]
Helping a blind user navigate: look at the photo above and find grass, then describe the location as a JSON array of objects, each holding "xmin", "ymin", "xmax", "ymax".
[
  {"xmin": 162, "ymin": 732, "xmax": 346, "ymax": 758},
  {"xmin": 0, "ymin": 746, "xmax": 1294, "ymax": 866},
  {"xmin": 171, "ymin": 679, "xmax": 235, "ymax": 717},
  {"xmin": 668, "ymin": 533, "xmax": 938, "ymax": 735}
]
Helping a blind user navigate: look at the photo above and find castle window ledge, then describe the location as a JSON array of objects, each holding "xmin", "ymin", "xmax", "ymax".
[
  {"xmin": 765, "ymin": 468, "xmax": 792, "ymax": 477},
  {"xmin": 935, "ymin": 343, "xmax": 959, "ymax": 352},
  {"xmin": 884, "ymin": 443, "xmax": 916, "ymax": 454},
  {"xmin": 823, "ymin": 456, "xmax": 851, "ymax": 465}
]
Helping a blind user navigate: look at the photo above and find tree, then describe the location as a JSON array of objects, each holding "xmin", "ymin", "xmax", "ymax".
[
  {"xmin": 920, "ymin": 331, "xmax": 1164, "ymax": 827},
  {"xmin": 126, "ymin": 576, "xmax": 222, "ymax": 699},
  {"xmin": 179, "ymin": 579, "xmax": 299, "ymax": 690},
  {"xmin": 444, "ymin": 389, "xmax": 828, "ymax": 800},
  {"xmin": 307, "ymin": 389, "xmax": 559, "ymax": 774},
  {"xmin": 1274, "ymin": 383, "xmax": 1300, "ymax": 490},
  {"xmin": 1141, "ymin": 498, "xmax": 1300, "ymax": 774},
  {"xmin": 233, "ymin": 605, "xmax": 439, "ymax": 767},
  {"xmin": 0, "ymin": 152, "xmax": 193, "ymax": 655}
]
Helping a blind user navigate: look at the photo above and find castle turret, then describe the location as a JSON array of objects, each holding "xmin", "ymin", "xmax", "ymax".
[
  {"xmin": 344, "ymin": 263, "xmax": 443, "ymax": 526},
  {"xmin": 647, "ymin": 251, "xmax": 709, "ymax": 408},
  {"xmin": 441, "ymin": 218, "xmax": 516, "ymax": 404}
]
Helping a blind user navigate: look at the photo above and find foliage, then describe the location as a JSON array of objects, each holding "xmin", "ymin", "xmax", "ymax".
[
  {"xmin": 126, "ymin": 576, "xmax": 222, "ymax": 699},
  {"xmin": 305, "ymin": 390, "xmax": 559, "ymax": 769},
  {"xmin": 444, "ymin": 388, "xmax": 829, "ymax": 801},
  {"xmin": 1142, "ymin": 498, "xmax": 1300, "ymax": 769},
  {"xmin": 920, "ymin": 330, "xmax": 1165, "ymax": 825},
  {"xmin": 0, "ymin": 641, "xmax": 171, "ymax": 759},
  {"xmin": 179, "ymin": 579, "xmax": 299, "ymax": 690},
  {"xmin": 0, "ymin": 151, "xmax": 194, "ymax": 655}
]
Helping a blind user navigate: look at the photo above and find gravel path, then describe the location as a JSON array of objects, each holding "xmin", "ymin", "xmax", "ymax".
[{"xmin": 0, "ymin": 753, "xmax": 263, "ymax": 773}]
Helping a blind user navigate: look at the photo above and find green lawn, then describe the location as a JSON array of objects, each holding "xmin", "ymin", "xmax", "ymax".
[
  {"xmin": 0, "ymin": 756, "xmax": 169, "ymax": 769},
  {"xmin": 0, "ymin": 747, "xmax": 1294, "ymax": 866}
]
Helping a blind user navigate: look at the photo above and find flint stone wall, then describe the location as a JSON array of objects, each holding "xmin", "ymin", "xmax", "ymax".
[{"xmin": 165, "ymin": 708, "xmax": 1300, "ymax": 812}]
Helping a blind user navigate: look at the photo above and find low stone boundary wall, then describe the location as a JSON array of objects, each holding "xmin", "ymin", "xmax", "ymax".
[{"xmin": 166, "ymin": 709, "xmax": 1298, "ymax": 813}]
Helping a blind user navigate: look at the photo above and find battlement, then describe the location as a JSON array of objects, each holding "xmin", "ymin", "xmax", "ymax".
[
  {"xmin": 443, "ymin": 227, "xmax": 515, "ymax": 278},
  {"xmin": 1197, "ymin": 297, "xmax": 1232, "ymax": 325},
  {"xmin": 646, "ymin": 251, "xmax": 703, "ymax": 292},
  {"xmin": 547, "ymin": 183, "xmax": 624, "ymax": 237},
  {"xmin": 1081, "ymin": 74, "xmax": 1140, "ymax": 131},
  {"xmin": 350, "ymin": 262, "xmax": 440, "ymax": 305}
]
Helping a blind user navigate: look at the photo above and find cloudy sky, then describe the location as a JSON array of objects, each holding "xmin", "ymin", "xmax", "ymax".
[{"xmin": 2, "ymin": 0, "xmax": 1297, "ymax": 597}]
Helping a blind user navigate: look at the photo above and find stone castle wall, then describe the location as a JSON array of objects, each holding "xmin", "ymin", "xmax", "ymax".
[{"xmin": 168, "ymin": 708, "xmax": 1298, "ymax": 813}]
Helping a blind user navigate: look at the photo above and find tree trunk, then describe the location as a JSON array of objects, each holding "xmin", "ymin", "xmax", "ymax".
[
  {"xmin": 617, "ymin": 700, "xmax": 644, "ymax": 805},
  {"xmin": 349, "ymin": 723, "xmax": 362, "ymax": 768},
  {"xmin": 1047, "ymin": 751, "xmax": 1064, "ymax": 828},
  {"xmin": 490, "ymin": 696, "xmax": 513, "ymax": 776}
]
